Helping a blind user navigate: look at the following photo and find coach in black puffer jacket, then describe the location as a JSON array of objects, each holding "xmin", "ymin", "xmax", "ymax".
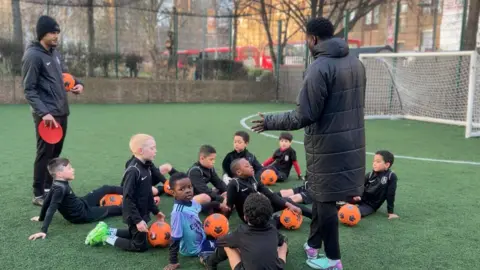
[
  {"xmin": 261, "ymin": 34, "xmax": 366, "ymax": 203},
  {"xmin": 252, "ymin": 18, "xmax": 366, "ymax": 265}
]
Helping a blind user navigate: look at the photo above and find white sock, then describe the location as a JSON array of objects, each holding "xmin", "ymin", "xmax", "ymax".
[
  {"xmin": 105, "ymin": 235, "xmax": 117, "ymax": 246},
  {"xmin": 108, "ymin": 228, "xmax": 117, "ymax": 236},
  {"xmin": 328, "ymin": 258, "xmax": 340, "ymax": 265},
  {"xmin": 305, "ymin": 243, "xmax": 317, "ymax": 250}
]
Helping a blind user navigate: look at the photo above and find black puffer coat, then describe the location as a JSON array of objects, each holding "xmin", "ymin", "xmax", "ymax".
[{"xmin": 264, "ymin": 38, "xmax": 366, "ymax": 202}]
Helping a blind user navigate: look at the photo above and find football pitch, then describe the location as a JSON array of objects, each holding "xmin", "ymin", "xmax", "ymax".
[{"xmin": 1, "ymin": 103, "xmax": 479, "ymax": 270}]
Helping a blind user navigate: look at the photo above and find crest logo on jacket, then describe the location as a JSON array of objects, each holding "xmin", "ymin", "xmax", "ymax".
[
  {"xmin": 284, "ymin": 155, "xmax": 289, "ymax": 161},
  {"xmin": 380, "ymin": 176, "xmax": 388, "ymax": 185}
]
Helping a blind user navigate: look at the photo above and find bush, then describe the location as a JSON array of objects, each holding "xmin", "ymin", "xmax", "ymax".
[
  {"xmin": 0, "ymin": 38, "xmax": 23, "ymax": 75},
  {"xmin": 90, "ymin": 51, "xmax": 122, "ymax": 78},
  {"xmin": 58, "ymin": 42, "xmax": 88, "ymax": 77},
  {"xmin": 196, "ymin": 59, "xmax": 248, "ymax": 80}
]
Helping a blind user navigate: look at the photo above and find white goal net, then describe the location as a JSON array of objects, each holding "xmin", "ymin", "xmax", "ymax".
[{"xmin": 359, "ymin": 51, "xmax": 480, "ymax": 138}]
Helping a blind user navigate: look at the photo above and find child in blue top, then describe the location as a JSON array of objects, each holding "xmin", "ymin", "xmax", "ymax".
[{"xmin": 164, "ymin": 172, "xmax": 216, "ymax": 270}]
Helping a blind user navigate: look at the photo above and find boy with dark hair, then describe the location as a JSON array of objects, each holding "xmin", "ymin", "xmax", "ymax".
[
  {"xmin": 225, "ymin": 158, "xmax": 312, "ymax": 223},
  {"xmin": 339, "ymin": 150, "xmax": 399, "ymax": 219},
  {"xmin": 187, "ymin": 145, "xmax": 228, "ymax": 213},
  {"xmin": 163, "ymin": 172, "xmax": 218, "ymax": 270},
  {"xmin": 84, "ymin": 134, "xmax": 166, "ymax": 252},
  {"xmin": 28, "ymin": 158, "xmax": 123, "ymax": 241},
  {"xmin": 222, "ymin": 131, "xmax": 263, "ymax": 184},
  {"xmin": 203, "ymin": 193, "xmax": 288, "ymax": 270},
  {"xmin": 262, "ymin": 132, "xmax": 304, "ymax": 182}
]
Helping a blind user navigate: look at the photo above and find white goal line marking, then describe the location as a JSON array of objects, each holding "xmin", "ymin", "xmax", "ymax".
[{"xmin": 240, "ymin": 112, "xmax": 480, "ymax": 166}]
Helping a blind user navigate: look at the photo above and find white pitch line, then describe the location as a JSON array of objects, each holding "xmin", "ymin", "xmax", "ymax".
[{"xmin": 240, "ymin": 112, "xmax": 480, "ymax": 166}]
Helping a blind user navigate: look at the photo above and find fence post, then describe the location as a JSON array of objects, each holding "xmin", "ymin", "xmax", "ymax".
[
  {"xmin": 115, "ymin": 4, "xmax": 119, "ymax": 78},
  {"xmin": 46, "ymin": 0, "xmax": 50, "ymax": 15},
  {"xmin": 343, "ymin": 10, "xmax": 349, "ymax": 41},
  {"xmin": 202, "ymin": 10, "xmax": 207, "ymax": 81},
  {"xmin": 173, "ymin": 8, "xmax": 178, "ymax": 80},
  {"xmin": 460, "ymin": 0, "xmax": 468, "ymax": 51},
  {"xmin": 393, "ymin": 1, "xmax": 400, "ymax": 52},
  {"xmin": 275, "ymin": 20, "xmax": 282, "ymax": 102},
  {"xmin": 229, "ymin": 11, "xmax": 233, "ymax": 77}
]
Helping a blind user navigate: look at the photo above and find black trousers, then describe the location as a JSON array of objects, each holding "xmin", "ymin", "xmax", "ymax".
[
  {"xmin": 307, "ymin": 201, "xmax": 341, "ymax": 260},
  {"xmin": 32, "ymin": 114, "xmax": 68, "ymax": 197},
  {"xmin": 71, "ymin": 185, "xmax": 123, "ymax": 223},
  {"xmin": 114, "ymin": 224, "xmax": 148, "ymax": 252},
  {"xmin": 259, "ymin": 166, "xmax": 288, "ymax": 182}
]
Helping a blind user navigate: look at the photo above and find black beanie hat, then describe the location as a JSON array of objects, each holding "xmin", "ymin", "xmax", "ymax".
[{"xmin": 36, "ymin": 15, "xmax": 60, "ymax": 41}]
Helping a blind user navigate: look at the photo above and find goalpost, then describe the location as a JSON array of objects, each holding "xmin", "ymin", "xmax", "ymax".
[{"xmin": 359, "ymin": 51, "xmax": 480, "ymax": 138}]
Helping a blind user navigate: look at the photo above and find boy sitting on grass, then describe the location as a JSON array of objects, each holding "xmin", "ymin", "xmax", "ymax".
[
  {"xmin": 187, "ymin": 144, "xmax": 229, "ymax": 214},
  {"xmin": 225, "ymin": 158, "xmax": 312, "ymax": 223},
  {"xmin": 262, "ymin": 132, "xmax": 304, "ymax": 182},
  {"xmin": 84, "ymin": 134, "xmax": 166, "ymax": 252},
  {"xmin": 163, "ymin": 172, "xmax": 218, "ymax": 270},
  {"xmin": 28, "ymin": 157, "xmax": 123, "ymax": 241},
  {"xmin": 338, "ymin": 150, "xmax": 399, "ymax": 219},
  {"xmin": 222, "ymin": 131, "xmax": 263, "ymax": 184},
  {"xmin": 203, "ymin": 193, "xmax": 288, "ymax": 270}
]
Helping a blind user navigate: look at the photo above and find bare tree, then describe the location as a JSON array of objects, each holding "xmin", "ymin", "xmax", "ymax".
[
  {"xmin": 246, "ymin": 0, "xmax": 300, "ymax": 73},
  {"xmin": 11, "ymin": 0, "xmax": 23, "ymax": 74},
  {"xmin": 87, "ymin": 0, "xmax": 95, "ymax": 77},
  {"xmin": 136, "ymin": 0, "xmax": 168, "ymax": 79},
  {"xmin": 462, "ymin": 0, "xmax": 479, "ymax": 51},
  {"xmin": 280, "ymin": 0, "xmax": 390, "ymax": 37}
]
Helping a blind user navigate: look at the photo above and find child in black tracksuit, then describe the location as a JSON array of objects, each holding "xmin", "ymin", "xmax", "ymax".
[
  {"xmin": 262, "ymin": 132, "xmax": 304, "ymax": 182},
  {"xmin": 203, "ymin": 193, "xmax": 288, "ymax": 270},
  {"xmin": 85, "ymin": 134, "xmax": 166, "ymax": 251},
  {"xmin": 187, "ymin": 145, "xmax": 228, "ymax": 214},
  {"xmin": 339, "ymin": 150, "xmax": 399, "ymax": 219},
  {"xmin": 225, "ymin": 158, "xmax": 312, "ymax": 223},
  {"xmin": 28, "ymin": 158, "xmax": 123, "ymax": 241},
  {"xmin": 221, "ymin": 131, "xmax": 263, "ymax": 184},
  {"xmin": 124, "ymin": 155, "xmax": 178, "ymax": 197}
]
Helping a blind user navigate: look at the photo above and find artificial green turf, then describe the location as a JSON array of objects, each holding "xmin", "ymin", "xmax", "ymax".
[{"xmin": 1, "ymin": 103, "xmax": 479, "ymax": 270}]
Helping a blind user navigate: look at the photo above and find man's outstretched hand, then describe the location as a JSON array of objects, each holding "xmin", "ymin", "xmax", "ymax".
[{"xmin": 251, "ymin": 113, "xmax": 265, "ymax": 133}]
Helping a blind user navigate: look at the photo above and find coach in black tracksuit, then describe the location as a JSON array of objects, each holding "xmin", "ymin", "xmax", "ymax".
[
  {"xmin": 252, "ymin": 18, "xmax": 366, "ymax": 264},
  {"xmin": 22, "ymin": 15, "xmax": 83, "ymax": 205}
]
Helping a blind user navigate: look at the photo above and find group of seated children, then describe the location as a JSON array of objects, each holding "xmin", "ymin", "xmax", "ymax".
[{"xmin": 28, "ymin": 131, "xmax": 399, "ymax": 269}]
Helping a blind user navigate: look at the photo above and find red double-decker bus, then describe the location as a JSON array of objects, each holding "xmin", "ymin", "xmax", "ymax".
[
  {"xmin": 202, "ymin": 46, "xmax": 261, "ymax": 68},
  {"xmin": 260, "ymin": 39, "xmax": 362, "ymax": 70}
]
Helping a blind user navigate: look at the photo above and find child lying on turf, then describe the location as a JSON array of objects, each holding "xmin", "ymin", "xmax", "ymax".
[
  {"xmin": 261, "ymin": 132, "xmax": 304, "ymax": 182},
  {"xmin": 84, "ymin": 134, "xmax": 166, "ymax": 252},
  {"xmin": 225, "ymin": 158, "xmax": 312, "ymax": 223},
  {"xmin": 164, "ymin": 172, "xmax": 218, "ymax": 270},
  {"xmin": 203, "ymin": 193, "xmax": 288, "ymax": 270},
  {"xmin": 221, "ymin": 131, "xmax": 263, "ymax": 184},
  {"xmin": 28, "ymin": 158, "xmax": 123, "ymax": 241},
  {"xmin": 187, "ymin": 144, "xmax": 229, "ymax": 214},
  {"xmin": 337, "ymin": 150, "xmax": 399, "ymax": 219}
]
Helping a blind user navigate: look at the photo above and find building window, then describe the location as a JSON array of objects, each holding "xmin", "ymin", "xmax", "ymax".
[
  {"xmin": 400, "ymin": 16, "xmax": 407, "ymax": 32},
  {"xmin": 373, "ymin": 6, "xmax": 380, "ymax": 24},
  {"xmin": 365, "ymin": 5, "xmax": 380, "ymax": 25},
  {"xmin": 401, "ymin": 2, "xmax": 408, "ymax": 13},
  {"xmin": 421, "ymin": 30, "xmax": 434, "ymax": 51}
]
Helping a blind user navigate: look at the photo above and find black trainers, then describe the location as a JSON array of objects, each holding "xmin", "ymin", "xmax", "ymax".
[
  {"xmin": 198, "ymin": 251, "xmax": 216, "ymax": 270},
  {"xmin": 32, "ymin": 196, "xmax": 44, "ymax": 206}
]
